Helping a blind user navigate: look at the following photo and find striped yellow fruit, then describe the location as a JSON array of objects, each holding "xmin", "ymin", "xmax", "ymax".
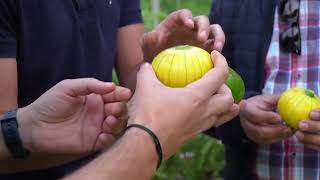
[
  {"xmin": 278, "ymin": 88, "xmax": 320, "ymax": 129},
  {"xmin": 151, "ymin": 45, "xmax": 213, "ymax": 88}
]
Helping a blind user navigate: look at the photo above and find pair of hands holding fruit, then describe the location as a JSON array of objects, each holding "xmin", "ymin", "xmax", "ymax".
[
  {"xmin": 3, "ymin": 10, "xmax": 238, "ymax": 164},
  {"xmin": 241, "ymin": 89, "xmax": 320, "ymax": 151}
]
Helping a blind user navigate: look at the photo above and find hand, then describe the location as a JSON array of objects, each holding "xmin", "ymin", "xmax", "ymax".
[
  {"xmin": 296, "ymin": 109, "xmax": 320, "ymax": 151},
  {"xmin": 142, "ymin": 9, "xmax": 225, "ymax": 61},
  {"xmin": 18, "ymin": 78, "xmax": 131, "ymax": 155},
  {"xmin": 128, "ymin": 51, "xmax": 238, "ymax": 159},
  {"xmin": 240, "ymin": 95, "xmax": 293, "ymax": 144}
]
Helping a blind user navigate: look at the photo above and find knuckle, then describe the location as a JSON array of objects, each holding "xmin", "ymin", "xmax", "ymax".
[
  {"xmin": 188, "ymin": 91, "xmax": 206, "ymax": 105},
  {"xmin": 212, "ymin": 24, "xmax": 223, "ymax": 31},
  {"xmin": 197, "ymin": 15, "xmax": 208, "ymax": 20},
  {"xmin": 181, "ymin": 8, "xmax": 192, "ymax": 14},
  {"xmin": 56, "ymin": 79, "xmax": 73, "ymax": 90},
  {"xmin": 218, "ymin": 70, "xmax": 229, "ymax": 83},
  {"xmin": 59, "ymin": 79, "xmax": 72, "ymax": 86}
]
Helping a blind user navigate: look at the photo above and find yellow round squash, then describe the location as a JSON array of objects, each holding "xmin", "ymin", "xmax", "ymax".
[
  {"xmin": 278, "ymin": 87, "xmax": 320, "ymax": 129},
  {"xmin": 151, "ymin": 45, "xmax": 245, "ymax": 103},
  {"xmin": 152, "ymin": 45, "xmax": 213, "ymax": 88}
]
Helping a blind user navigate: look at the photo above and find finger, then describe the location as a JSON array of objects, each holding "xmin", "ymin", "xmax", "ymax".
[
  {"xmin": 141, "ymin": 31, "xmax": 162, "ymax": 62},
  {"xmin": 214, "ymin": 104, "xmax": 240, "ymax": 127},
  {"xmin": 193, "ymin": 16, "xmax": 210, "ymax": 42},
  {"xmin": 244, "ymin": 120, "xmax": 293, "ymax": 144},
  {"xmin": 240, "ymin": 105, "xmax": 282, "ymax": 124},
  {"xmin": 209, "ymin": 24, "xmax": 225, "ymax": 52},
  {"xmin": 102, "ymin": 115, "xmax": 128, "ymax": 135},
  {"xmin": 303, "ymin": 143, "xmax": 320, "ymax": 151},
  {"xmin": 104, "ymin": 102, "xmax": 128, "ymax": 117},
  {"xmin": 102, "ymin": 86, "xmax": 132, "ymax": 103},
  {"xmin": 59, "ymin": 78, "xmax": 115, "ymax": 97},
  {"xmin": 299, "ymin": 120, "xmax": 320, "ymax": 134},
  {"xmin": 310, "ymin": 109, "xmax": 320, "ymax": 121},
  {"xmin": 208, "ymin": 85, "xmax": 234, "ymax": 115},
  {"xmin": 94, "ymin": 133, "xmax": 116, "ymax": 150},
  {"xmin": 187, "ymin": 51, "xmax": 229, "ymax": 97},
  {"xmin": 172, "ymin": 9, "xmax": 194, "ymax": 28},
  {"xmin": 203, "ymin": 39, "xmax": 215, "ymax": 52},
  {"xmin": 136, "ymin": 63, "xmax": 163, "ymax": 89},
  {"xmin": 295, "ymin": 131, "xmax": 320, "ymax": 147},
  {"xmin": 265, "ymin": 94, "xmax": 281, "ymax": 108},
  {"xmin": 238, "ymin": 100, "xmax": 247, "ymax": 110}
]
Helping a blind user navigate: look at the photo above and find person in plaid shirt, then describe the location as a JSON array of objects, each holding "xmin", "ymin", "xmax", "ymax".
[{"xmin": 209, "ymin": 0, "xmax": 320, "ymax": 179}]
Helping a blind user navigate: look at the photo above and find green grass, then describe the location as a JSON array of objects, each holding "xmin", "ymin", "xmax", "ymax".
[{"xmin": 113, "ymin": 1, "xmax": 226, "ymax": 179}]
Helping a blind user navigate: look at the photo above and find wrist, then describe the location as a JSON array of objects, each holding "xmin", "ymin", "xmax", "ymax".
[
  {"xmin": 123, "ymin": 125, "xmax": 158, "ymax": 169},
  {"xmin": 17, "ymin": 107, "xmax": 34, "ymax": 152}
]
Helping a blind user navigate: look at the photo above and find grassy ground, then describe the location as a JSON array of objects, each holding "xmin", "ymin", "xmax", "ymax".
[{"xmin": 140, "ymin": 1, "xmax": 226, "ymax": 180}]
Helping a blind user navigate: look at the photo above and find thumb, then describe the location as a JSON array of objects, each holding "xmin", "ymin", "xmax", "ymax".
[
  {"xmin": 58, "ymin": 78, "xmax": 116, "ymax": 97},
  {"xmin": 136, "ymin": 63, "xmax": 162, "ymax": 88}
]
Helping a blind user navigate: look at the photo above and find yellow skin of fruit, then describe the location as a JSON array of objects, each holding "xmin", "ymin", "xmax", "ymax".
[
  {"xmin": 278, "ymin": 87, "xmax": 320, "ymax": 129},
  {"xmin": 152, "ymin": 45, "xmax": 213, "ymax": 88}
]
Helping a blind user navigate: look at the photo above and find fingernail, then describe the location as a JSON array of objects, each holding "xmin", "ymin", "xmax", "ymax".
[
  {"xmin": 187, "ymin": 18, "xmax": 193, "ymax": 25},
  {"xmin": 143, "ymin": 63, "xmax": 150, "ymax": 67},
  {"xmin": 310, "ymin": 111, "xmax": 320, "ymax": 120},
  {"xmin": 299, "ymin": 121, "xmax": 309, "ymax": 130}
]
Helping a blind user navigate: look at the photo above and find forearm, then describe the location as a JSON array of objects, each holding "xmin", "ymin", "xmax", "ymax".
[
  {"xmin": 116, "ymin": 24, "xmax": 144, "ymax": 92},
  {"xmin": 65, "ymin": 128, "xmax": 158, "ymax": 180},
  {"xmin": 0, "ymin": 58, "xmax": 18, "ymax": 113},
  {"xmin": 119, "ymin": 63, "xmax": 142, "ymax": 91}
]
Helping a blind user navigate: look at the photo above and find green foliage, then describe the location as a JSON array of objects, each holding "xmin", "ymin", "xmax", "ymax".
[
  {"xmin": 142, "ymin": 0, "xmax": 212, "ymax": 32},
  {"xmin": 154, "ymin": 134, "xmax": 225, "ymax": 180},
  {"xmin": 112, "ymin": 69, "xmax": 119, "ymax": 85}
]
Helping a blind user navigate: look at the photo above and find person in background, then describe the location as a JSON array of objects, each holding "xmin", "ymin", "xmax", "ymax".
[{"xmin": 209, "ymin": 0, "xmax": 320, "ymax": 179}]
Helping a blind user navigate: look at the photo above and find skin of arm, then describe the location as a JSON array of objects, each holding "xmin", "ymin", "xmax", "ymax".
[
  {"xmin": 115, "ymin": 24, "xmax": 144, "ymax": 91},
  {"xmin": 0, "ymin": 79, "xmax": 131, "ymax": 173},
  {"xmin": 0, "ymin": 107, "xmax": 83, "ymax": 173},
  {"xmin": 65, "ymin": 127, "xmax": 158, "ymax": 180},
  {"xmin": 0, "ymin": 62, "xmax": 79, "ymax": 172},
  {"xmin": 0, "ymin": 59, "xmax": 17, "ymax": 114}
]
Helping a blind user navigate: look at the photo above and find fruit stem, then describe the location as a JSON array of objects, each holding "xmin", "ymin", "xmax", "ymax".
[
  {"xmin": 305, "ymin": 89, "xmax": 315, "ymax": 97},
  {"xmin": 174, "ymin": 45, "xmax": 192, "ymax": 50}
]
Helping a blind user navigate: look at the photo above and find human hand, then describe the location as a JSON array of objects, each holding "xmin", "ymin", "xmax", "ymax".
[
  {"xmin": 295, "ymin": 109, "xmax": 320, "ymax": 150},
  {"xmin": 128, "ymin": 51, "xmax": 238, "ymax": 159},
  {"xmin": 18, "ymin": 78, "xmax": 131, "ymax": 155},
  {"xmin": 142, "ymin": 9, "xmax": 225, "ymax": 61},
  {"xmin": 240, "ymin": 95, "xmax": 293, "ymax": 144}
]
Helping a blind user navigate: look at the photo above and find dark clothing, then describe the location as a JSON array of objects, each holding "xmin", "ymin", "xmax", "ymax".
[
  {"xmin": 0, "ymin": 0, "xmax": 142, "ymax": 107},
  {"xmin": 209, "ymin": 0, "xmax": 277, "ymax": 179},
  {"xmin": 0, "ymin": 0, "xmax": 142, "ymax": 179}
]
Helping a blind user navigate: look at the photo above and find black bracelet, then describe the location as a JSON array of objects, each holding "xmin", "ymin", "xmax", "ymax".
[
  {"xmin": 1, "ymin": 110, "xmax": 30, "ymax": 159},
  {"xmin": 125, "ymin": 124, "xmax": 163, "ymax": 168}
]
